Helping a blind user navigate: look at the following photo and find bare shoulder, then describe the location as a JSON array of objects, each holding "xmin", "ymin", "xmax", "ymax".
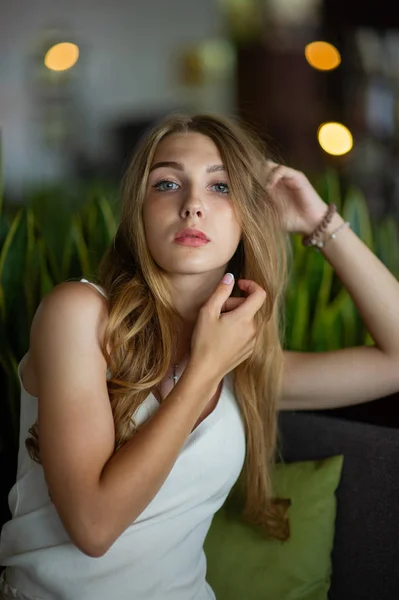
[
  {"xmin": 33, "ymin": 279, "xmax": 108, "ymax": 327},
  {"xmin": 30, "ymin": 281, "xmax": 109, "ymax": 354},
  {"xmin": 26, "ymin": 282, "xmax": 117, "ymax": 554},
  {"xmin": 24, "ymin": 282, "xmax": 110, "ymax": 392}
]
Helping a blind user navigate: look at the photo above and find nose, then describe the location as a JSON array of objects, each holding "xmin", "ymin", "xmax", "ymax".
[{"xmin": 179, "ymin": 189, "xmax": 204, "ymax": 219}]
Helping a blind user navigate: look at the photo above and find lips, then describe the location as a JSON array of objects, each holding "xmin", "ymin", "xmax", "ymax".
[{"xmin": 174, "ymin": 228, "xmax": 210, "ymax": 242}]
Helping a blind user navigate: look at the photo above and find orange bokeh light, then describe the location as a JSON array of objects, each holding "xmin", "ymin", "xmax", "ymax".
[
  {"xmin": 44, "ymin": 42, "xmax": 79, "ymax": 72},
  {"xmin": 305, "ymin": 41, "xmax": 341, "ymax": 71}
]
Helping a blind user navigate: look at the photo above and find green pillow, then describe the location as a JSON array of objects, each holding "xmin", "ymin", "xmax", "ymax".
[{"xmin": 204, "ymin": 455, "xmax": 344, "ymax": 600}]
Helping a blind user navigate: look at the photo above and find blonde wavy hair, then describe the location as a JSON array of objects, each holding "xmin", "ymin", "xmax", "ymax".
[{"xmin": 27, "ymin": 113, "xmax": 291, "ymax": 541}]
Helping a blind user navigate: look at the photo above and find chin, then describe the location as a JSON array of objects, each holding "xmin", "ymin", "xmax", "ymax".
[{"xmin": 151, "ymin": 248, "xmax": 234, "ymax": 275}]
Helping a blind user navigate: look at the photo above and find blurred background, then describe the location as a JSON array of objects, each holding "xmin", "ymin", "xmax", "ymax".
[
  {"xmin": 1, "ymin": 0, "xmax": 399, "ymax": 526},
  {"xmin": 1, "ymin": 0, "xmax": 399, "ymax": 218}
]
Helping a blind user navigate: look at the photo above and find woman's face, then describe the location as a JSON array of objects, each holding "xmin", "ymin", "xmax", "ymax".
[{"xmin": 143, "ymin": 132, "xmax": 242, "ymax": 277}]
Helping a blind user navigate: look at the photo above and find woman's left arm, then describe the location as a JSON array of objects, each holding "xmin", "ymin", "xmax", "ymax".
[{"xmin": 266, "ymin": 164, "xmax": 399, "ymax": 410}]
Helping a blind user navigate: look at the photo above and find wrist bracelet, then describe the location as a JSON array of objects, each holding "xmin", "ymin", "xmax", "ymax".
[
  {"xmin": 302, "ymin": 203, "xmax": 337, "ymax": 248},
  {"xmin": 326, "ymin": 221, "xmax": 351, "ymax": 246},
  {"xmin": 304, "ymin": 220, "xmax": 351, "ymax": 250},
  {"xmin": 315, "ymin": 220, "xmax": 351, "ymax": 249}
]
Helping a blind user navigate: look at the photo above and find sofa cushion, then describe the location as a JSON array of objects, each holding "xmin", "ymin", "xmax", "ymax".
[
  {"xmin": 204, "ymin": 455, "xmax": 343, "ymax": 600},
  {"xmin": 277, "ymin": 411, "xmax": 399, "ymax": 600}
]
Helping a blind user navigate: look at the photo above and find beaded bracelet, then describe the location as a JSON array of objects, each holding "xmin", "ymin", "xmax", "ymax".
[
  {"xmin": 308, "ymin": 221, "xmax": 351, "ymax": 250},
  {"xmin": 302, "ymin": 203, "xmax": 337, "ymax": 248},
  {"xmin": 324, "ymin": 221, "xmax": 351, "ymax": 247}
]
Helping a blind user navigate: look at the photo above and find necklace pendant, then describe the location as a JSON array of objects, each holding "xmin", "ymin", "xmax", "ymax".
[{"xmin": 169, "ymin": 364, "xmax": 179, "ymax": 386}]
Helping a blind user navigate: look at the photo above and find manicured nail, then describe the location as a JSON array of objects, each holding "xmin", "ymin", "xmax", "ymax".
[{"xmin": 222, "ymin": 273, "xmax": 234, "ymax": 284}]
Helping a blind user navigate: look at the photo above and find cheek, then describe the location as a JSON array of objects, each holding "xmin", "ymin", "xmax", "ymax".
[
  {"xmin": 142, "ymin": 206, "xmax": 157, "ymax": 255},
  {"xmin": 142, "ymin": 202, "xmax": 170, "ymax": 262},
  {"xmin": 143, "ymin": 201, "xmax": 162, "ymax": 236},
  {"xmin": 222, "ymin": 206, "xmax": 242, "ymax": 241},
  {"xmin": 143, "ymin": 196, "xmax": 171, "ymax": 224},
  {"xmin": 143, "ymin": 197, "xmax": 156, "ymax": 222}
]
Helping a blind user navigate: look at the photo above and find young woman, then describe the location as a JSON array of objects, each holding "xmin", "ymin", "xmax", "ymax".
[{"xmin": 0, "ymin": 114, "xmax": 398, "ymax": 600}]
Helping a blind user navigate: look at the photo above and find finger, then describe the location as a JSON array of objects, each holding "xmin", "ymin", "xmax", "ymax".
[
  {"xmin": 265, "ymin": 159, "xmax": 279, "ymax": 170},
  {"xmin": 225, "ymin": 279, "xmax": 267, "ymax": 318},
  {"xmin": 204, "ymin": 272, "xmax": 235, "ymax": 317},
  {"xmin": 236, "ymin": 279, "xmax": 262, "ymax": 294},
  {"xmin": 221, "ymin": 297, "xmax": 246, "ymax": 313},
  {"xmin": 267, "ymin": 165, "xmax": 298, "ymax": 189},
  {"xmin": 266, "ymin": 164, "xmax": 284, "ymax": 188},
  {"xmin": 267, "ymin": 167, "xmax": 288, "ymax": 189}
]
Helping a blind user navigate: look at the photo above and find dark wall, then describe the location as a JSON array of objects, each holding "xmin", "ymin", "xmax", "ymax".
[{"xmin": 324, "ymin": 0, "xmax": 399, "ymax": 29}]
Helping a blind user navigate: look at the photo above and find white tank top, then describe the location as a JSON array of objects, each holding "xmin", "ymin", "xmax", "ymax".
[{"xmin": 0, "ymin": 279, "xmax": 246, "ymax": 600}]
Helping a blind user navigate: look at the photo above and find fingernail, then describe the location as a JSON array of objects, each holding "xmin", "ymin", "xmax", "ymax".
[{"xmin": 222, "ymin": 273, "xmax": 234, "ymax": 284}]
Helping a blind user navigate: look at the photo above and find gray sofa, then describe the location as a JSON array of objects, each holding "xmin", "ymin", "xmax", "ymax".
[{"xmin": 278, "ymin": 411, "xmax": 399, "ymax": 600}]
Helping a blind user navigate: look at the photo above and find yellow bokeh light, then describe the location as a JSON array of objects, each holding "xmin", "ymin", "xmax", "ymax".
[
  {"xmin": 44, "ymin": 42, "xmax": 79, "ymax": 72},
  {"xmin": 305, "ymin": 41, "xmax": 341, "ymax": 71},
  {"xmin": 318, "ymin": 122, "xmax": 353, "ymax": 156}
]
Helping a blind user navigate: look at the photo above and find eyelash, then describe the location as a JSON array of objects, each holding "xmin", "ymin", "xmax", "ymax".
[{"xmin": 153, "ymin": 179, "xmax": 229, "ymax": 194}]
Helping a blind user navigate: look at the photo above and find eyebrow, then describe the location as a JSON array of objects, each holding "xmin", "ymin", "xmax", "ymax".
[{"xmin": 149, "ymin": 161, "xmax": 226, "ymax": 173}]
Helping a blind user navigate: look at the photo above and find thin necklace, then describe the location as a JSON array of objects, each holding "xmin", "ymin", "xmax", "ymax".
[
  {"xmin": 170, "ymin": 364, "xmax": 179, "ymax": 387},
  {"xmin": 154, "ymin": 363, "xmax": 181, "ymax": 404}
]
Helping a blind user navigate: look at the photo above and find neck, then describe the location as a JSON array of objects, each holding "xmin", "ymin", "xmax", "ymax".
[
  {"xmin": 171, "ymin": 321, "xmax": 194, "ymax": 364},
  {"xmin": 166, "ymin": 268, "xmax": 226, "ymax": 324}
]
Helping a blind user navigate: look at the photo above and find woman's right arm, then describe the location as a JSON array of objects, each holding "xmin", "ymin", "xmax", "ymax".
[
  {"xmin": 31, "ymin": 276, "xmax": 264, "ymax": 558},
  {"xmin": 30, "ymin": 283, "xmax": 220, "ymax": 558}
]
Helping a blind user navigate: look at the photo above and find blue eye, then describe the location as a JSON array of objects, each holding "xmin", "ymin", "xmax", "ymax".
[
  {"xmin": 154, "ymin": 180, "xmax": 179, "ymax": 192},
  {"xmin": 211, "ymin": 182, "xmax": 229, "ymax": 194}
]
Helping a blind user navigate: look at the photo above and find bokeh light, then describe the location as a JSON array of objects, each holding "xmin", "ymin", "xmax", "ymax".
[
  {"xmin": 44, "ymin": 42, "xmax": 79, "ymax": 71},
  {"xmin": 317, "ymin": 122, "xmax": 353, "ymax": 155},
  {"xmin": 305, "ymin": 41, "xmax": 341, "ymax": 71}
]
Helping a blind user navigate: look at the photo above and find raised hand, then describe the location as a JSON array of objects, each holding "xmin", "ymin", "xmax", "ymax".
[{"xmin": 189, "ymin": 273, "xmax": 267, "ymax": 379}]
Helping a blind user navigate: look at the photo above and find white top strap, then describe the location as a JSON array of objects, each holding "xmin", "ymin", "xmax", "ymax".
[{"xmin": 80, "ymin": 278, "xmax": 108, "ymax": 299}]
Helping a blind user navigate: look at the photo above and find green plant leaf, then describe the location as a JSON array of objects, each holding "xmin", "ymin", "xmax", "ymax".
[
  {"xmin": 24, "ymin": 208, "xmax": 41, "ymax": 323},
  {"xmin": 0, "ymin": 209, "xmax": 28, "ymax": 315},
  {"xmin": 28, "ymin": 186, "xmax": 81, "ymax": 281},
  {"xmin": 285, "ymin": 281, "xmax": 310, "ymax": 351},
  {"xmin": 342, "ymin": 187, "xmax": 373, "ymax": 250},
  {"xmin": 0, "ymin": 131, "xmax": 3, "ymax": 217},
  {"xmin": 373, "ymin": 217, "xmax": 399, "ymax": 279},
  {"xmin": 304, "ymin": 248, "xmax": 328, "ymax": 313},
  {"xmin": 83, "ymin": 195, "xmax": 116, "ymax": 275},
  {"xmin": 71, "ymin": 216, "xmax": 91, "ymax": 275},
  {"xmin": 314, "ymin": 168, "xmax": 342, "ymax": 211},
  {"xmin": 329, "ymin": 290, "xmax": 359, "ymax": 347},
  {"xmin": 38, "ymin": 238, "xmax": 55, "ymax": 297}
]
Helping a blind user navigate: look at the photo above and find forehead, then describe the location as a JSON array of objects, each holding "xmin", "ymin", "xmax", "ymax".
[{"xmin": 152, "ymin": 132, "xmax": 222, "ymax": 162}]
